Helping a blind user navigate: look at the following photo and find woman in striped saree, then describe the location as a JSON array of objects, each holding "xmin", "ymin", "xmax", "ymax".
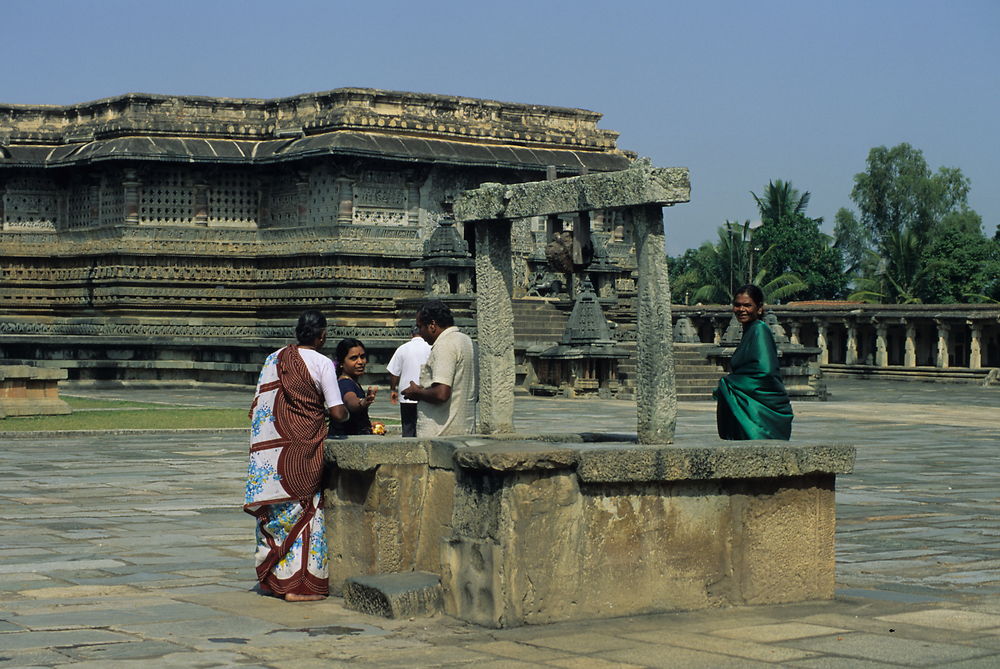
[{"xmin": 244, "ymin": 310, "xmax": 348, "ymax": 601}]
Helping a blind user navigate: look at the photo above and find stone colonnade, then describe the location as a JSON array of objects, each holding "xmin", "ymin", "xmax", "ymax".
[
  {"xmin": 675, "ymin": 304, "xmax": 1000, "ymax": 380},
  {"xmin": 455, "ymin": 163, "xmax": 690, "ymax": 442}
]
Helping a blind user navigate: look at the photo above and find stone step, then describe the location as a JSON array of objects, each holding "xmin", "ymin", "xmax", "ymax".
[
  {"xmin": 677, "ymin": 392, "xmax": 714, "ymax": 401},
  {"xmin": 343, "ymin": 572, "xmax": 443, "ymax": 619}
]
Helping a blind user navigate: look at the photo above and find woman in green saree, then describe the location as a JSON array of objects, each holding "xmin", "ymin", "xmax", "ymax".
[{"xmin": 713, "ymin": 284, "xmax": 793, "ymax": 440}]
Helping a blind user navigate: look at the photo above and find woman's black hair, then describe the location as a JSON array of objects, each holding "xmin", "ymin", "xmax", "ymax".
[
  {"xmin": 334, "ymin": 337, "xmax": 366, "ymax": 368},
  {"xmin": 733, "ymin": 284, "xmax": 765, "ymax": 308},
  {"xmin": 295, "ymin": 310, "xmax": 327, "ymax": 345},
  {"xmin": 416, "ymin": 299, "xmax": 455, "ymax": 328}
]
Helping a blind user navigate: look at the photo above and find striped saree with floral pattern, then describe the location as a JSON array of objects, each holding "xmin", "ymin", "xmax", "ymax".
[{"xmin": 244, "ymin": 346, "xmax": 329, "ymax": 596}]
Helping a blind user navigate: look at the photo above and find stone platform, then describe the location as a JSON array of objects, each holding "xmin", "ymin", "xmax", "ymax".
[
  {"xmin": 325, "ymin": 435, "xmax": 854, "ymax": 627},
  {"xmin": 0, "ymin": 364, "xmax": 70, "ymax": 419},
  {"xmin": 1, "ymin": 380, "xmax": 998, "ymax": 667}
]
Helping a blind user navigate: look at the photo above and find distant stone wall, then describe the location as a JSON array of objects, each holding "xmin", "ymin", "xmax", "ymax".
[{"xmin": 676, "ymin": 304, "xmax": 1000, "ymax": 383}]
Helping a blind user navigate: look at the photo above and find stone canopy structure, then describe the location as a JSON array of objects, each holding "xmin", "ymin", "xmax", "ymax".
[{"xmin": 0, "ymin": 88, "xmax": 636, "ymax": 383}]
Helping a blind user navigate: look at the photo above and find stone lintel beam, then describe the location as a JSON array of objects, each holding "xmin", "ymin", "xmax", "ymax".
[{"xmin": 453, "ymin": 165, "xmax": 690, "ymax": 222}]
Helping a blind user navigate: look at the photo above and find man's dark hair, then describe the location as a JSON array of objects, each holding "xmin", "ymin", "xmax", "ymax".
[
  {"xmin": 295, "ymin": 310, "xmax": 327, "ymax": 344},
  {"xmin": 417, "ymin": 299, "xmax": 455, "ymax": 328},
  {"xmin": 733, "ymin": 284, "xmax": 765, "ymax": 307}
]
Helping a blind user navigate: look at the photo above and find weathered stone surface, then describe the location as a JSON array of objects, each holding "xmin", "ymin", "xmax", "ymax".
[
  {"xmin": 575, "ymin": 442, "xmax": 856, "ymax": 483},
  {"xmin": 632, "ymin": 204, "xmax": 676, "ymax": 443},
  {"xmin": 343, "ymin": 572, "xmax": 442, "ymax": 618},
  {"xmin": 325, "ymin": 438, "xmax": 428, "ymax": 471},
  {"xmin": 325, "ymin": 436, "xmax": 855, "ymax": 627},
  {"xmin": 474, "ymin": 220, "xmax": 516, "ymax": 434},
  {"xmin": 452, "ymin": 442, "xmax": 578, "ymax": 472},
  {"xmin": 454, "ymin": 164, "xmax": 690, "ymax": 222},
  {"xmin": 0, "ymin": 365, "xmax": 71, "ymax": 418},
  {"xmin": 325, "ymin": 457, "xmax": 456, "ymax": 593}
]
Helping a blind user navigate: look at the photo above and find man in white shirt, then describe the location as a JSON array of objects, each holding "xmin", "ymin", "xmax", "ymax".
[
  {"xmin": 400, "ymin": 300, "xmax": 476, "ymax": 437},
  {"xmin": 386, "ymin": 325, "xmax": 432, "ymax": 437}
]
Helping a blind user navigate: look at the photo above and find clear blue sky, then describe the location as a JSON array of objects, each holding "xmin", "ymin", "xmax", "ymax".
[{"xmin": 3, "ymin": 0, "xmax": 997, "ymax": 254}]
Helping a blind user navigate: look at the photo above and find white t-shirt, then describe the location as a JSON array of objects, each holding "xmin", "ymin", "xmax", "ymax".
[
  {"xmin": 386, "ymin": 336, "xmax": 432, "ymax": 404},
  {"xmin": 297, "ymin": 347, "xmax": 344, "ymax": 409},
  {"xmin": 416, "ymin": 327, "xmax": 476, "ymax": 437}
]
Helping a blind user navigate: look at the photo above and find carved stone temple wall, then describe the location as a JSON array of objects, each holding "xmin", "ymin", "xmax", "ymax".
[{"xmin": 0, "ymin": 89, "xmax": 636, "ymax": 384}]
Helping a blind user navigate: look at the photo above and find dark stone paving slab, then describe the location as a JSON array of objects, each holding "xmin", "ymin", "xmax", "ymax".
[{"xmin": 1, "ymin": 379, "xmax": 998, "ymax": 665}]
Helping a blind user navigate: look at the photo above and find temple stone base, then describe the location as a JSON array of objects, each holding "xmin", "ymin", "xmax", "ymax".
[
  {"xmin": 0, "ymin": 365, "xmax": 71, "ymax": 419},
  {"xmin": 325, "ymin": 435, "xmax": 854, "ymax": 628}
]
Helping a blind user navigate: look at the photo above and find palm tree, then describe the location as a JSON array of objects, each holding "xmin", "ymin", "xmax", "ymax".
[
  {"xmin": 848, "ymin": 227, "xmax": 939, "ymax": 303},
  {"xmin": 752, "ymin": 180, "xmax": 812, "ymax": 225},
  {"xmin": 687, "ymin": 223, "xmax": 807, "ymax": 304}
]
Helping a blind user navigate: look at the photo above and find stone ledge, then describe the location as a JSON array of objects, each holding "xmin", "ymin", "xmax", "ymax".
[
  {"xmin": 325, "ymin": 437, "xmax": 428, "ymax": 470},
  {"xmin": 324, "ymin": 434, "xmax": 855, "ymax": 481},
  {"xmin": 575, "ymin": 442, "xmax": 855, "ymax": 482}
]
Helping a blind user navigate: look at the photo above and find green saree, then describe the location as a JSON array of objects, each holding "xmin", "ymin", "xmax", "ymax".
[{"xmin": 713, "ymin": 318, "xmax": 793, "ymax": 440}]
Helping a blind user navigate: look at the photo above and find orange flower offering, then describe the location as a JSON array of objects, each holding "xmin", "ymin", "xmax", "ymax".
[{"xmin": 371, "ymin": 421, "xmax": 386, "ymax": 435}]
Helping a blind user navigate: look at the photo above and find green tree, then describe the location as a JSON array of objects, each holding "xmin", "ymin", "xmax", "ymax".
[
  {"xmin": 753, "ymin": 211, "xmax": 846, "ymax": 300},
  {"xmin": 679, "ymin": 222, "xmax": 806, "ymax": 305},
  {"xmin": 922, "ymin": 211, "xmax": 1000, "ymax": 303},
  {"xmin": 850, "ymin": 143, "xmax": 970, "ymax": 247},
  {"xmin": 751, "ymin": 179, "xmax": 810, "ymax": 225},
  {"xmin": 832, "ymin": 207, "xmax": 870, "ymax": 277},
  {"xmin": 751, "ymin": 180, "xmax": 846, "ymax": 300},
  {"xmin": 840, "ymin": 143, "xmax": 984, "ymax": 303}
]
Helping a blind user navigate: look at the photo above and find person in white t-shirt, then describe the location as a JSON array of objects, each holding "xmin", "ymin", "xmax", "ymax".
[
  {"xmin": 401, "ymin": 300, "xmax": 476, "ymax": 437},
  {"xmin": 386, "ymin": 325, "xmax": 432, "ymax": 437}
]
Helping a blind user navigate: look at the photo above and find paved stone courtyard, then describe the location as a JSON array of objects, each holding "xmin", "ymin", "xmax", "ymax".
[{"xmin": 1, "ymin": 379, "xmax": 998, "ymax": 667}]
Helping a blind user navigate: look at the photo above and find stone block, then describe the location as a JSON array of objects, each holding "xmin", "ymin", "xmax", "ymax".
[
  {"xmin": 327, "ymin": 435, "xmax": 855, "ymax": 627},
  {"xmin": 324, "ymin": 454, "xmax": 455, "ymax": 593},
  {"xmin": 325, "ymin": 438, "xmax": 427, "ymax": 471},
  {"xmin": 343, "ymin": 572, "xmax": 442, "ymax": 618},
  {"xmin": 0, "ymin": 365, "xmax": 71, "ymax": 419}
]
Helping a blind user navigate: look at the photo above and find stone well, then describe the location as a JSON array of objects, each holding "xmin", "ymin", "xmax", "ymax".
[
  {"xmin": 324, "ymin": 163, "xmax": 856, "ymax": 628},
  {"xmin": 324, "ymin": 434, "xmax": 854, "ymax": 627}
]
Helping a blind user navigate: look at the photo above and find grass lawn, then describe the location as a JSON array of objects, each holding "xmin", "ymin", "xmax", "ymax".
[
  {"xmin": 0, "ymin": 408, "xmax": 248, "ymax": 432},
  {"xmin": 1, "ymin": 396, "xmax": 401, "ymax": 432}
]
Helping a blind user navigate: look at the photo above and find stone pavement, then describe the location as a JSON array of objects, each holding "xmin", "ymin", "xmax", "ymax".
[{"xmin": 1, "ymin": 379, "xmax": 998, "ymax": 667}]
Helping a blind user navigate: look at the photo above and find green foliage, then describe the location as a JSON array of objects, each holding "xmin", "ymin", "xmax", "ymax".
[
  {"xmin": 753, "ymin": 211, "xmax": 846, "ymax": 301},
  {"xmin": 850, "ymin": 143, "xmax": 970, "ymax": 247},
  {"xmin": 922, "ymin": 212, "xmax": 1000, "ymax": 303},
  {"xmin": 751, "ymin": 179, "xmax": 811, "ymax": 225},
  {"xmin": 671, "ymin": 222, "xmax": 807, "ymax": 305},
  {"xmin": 840, "ymin": 142, "xmax": 992, "ymax": 304},
  {"xmin": 832, "ymin": 207, "xmax": 870, "ymax": 276}
]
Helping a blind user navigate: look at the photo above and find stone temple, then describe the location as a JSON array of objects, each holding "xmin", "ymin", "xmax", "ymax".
[{"xmin": 0, "ymin": 88, "xmax": 648, "ymax": 387}]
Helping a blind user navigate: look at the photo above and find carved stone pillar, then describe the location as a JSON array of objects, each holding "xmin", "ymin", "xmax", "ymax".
[
  {"xmin": 474, "ymin": 219, "xmax": 515, "ymax": 434},
  {"xmin": 193, "ymin": 181, "xmax": 209, "ymax": 226},
  {"xmin": 406, "ymin": 180, "xmax": 421, "ymax": 226},
  {"xmin": 936, "ymin": 321, "xmax": 950, "ymax": 368},
  {"xmin": 123, "ymin": 169, "xmax": 140, "ymax": 224},
  {"xmin": 789, "ymin": 321, "xmax": 801, "ymax": 346},
  {"xmin": 969, "ymin": 322, "xmax": 983, "ymax": 369},
  {"xmin": 845, "ymin": 322, "xmax": 858, "ymax": 365},
  {"xmin": 336, "ymin": 177, "xmax": 353, "ymax": 225},
  {"xmin": 904, "ymin": 323, "xmax": 917, "ymax": 367},
  {"xmin": 875, "ymin": 322, "xmax": 888, "ymax": 367},
  {"xmin": 815, "ymin": 319, "xmax": 828, "ymax": 364},
  {"xmin": 630, "ymin": 205, "xmax": 675, "ymax": 444},
  {"xmin": 296, "ymin": 173, "xmax": 310, "ymax": 225}
]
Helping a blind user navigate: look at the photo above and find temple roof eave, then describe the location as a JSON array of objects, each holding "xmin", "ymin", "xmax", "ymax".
[{"xmin": 0, "ymin": 131, "xmax": 632, "ymax": 172}]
